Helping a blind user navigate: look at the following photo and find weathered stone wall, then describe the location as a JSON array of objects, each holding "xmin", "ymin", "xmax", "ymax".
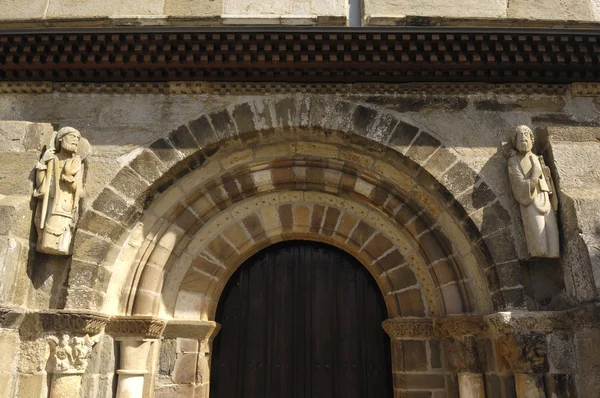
[
  {"xmin": 0, "ymin": 84, "xmax": 597, "ymax": 313},
  {"xmin": 1, "ymin": 0, "xmax": 600, "ymax": 26},
  {"xmin": 364, "ymin": 0, "xmax": 600, "ymax": 25},
  {"xmin": 0, "ymin": 83, "xmax": 599, "ymax": 398}
]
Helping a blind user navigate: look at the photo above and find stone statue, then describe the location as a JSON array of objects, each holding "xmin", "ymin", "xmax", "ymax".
[
  {"xmin": 34, "ymin": 127, "xmax": 88, "ymax": 255},
  {"xmin": 47, "ymin": 334, "xmax": 98, "ymax": 374},
  {"xmin": 508, "ymin": 125, "xmax": 559, "ymax": 258}
]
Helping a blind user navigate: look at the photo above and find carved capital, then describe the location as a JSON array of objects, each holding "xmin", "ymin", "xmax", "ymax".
[
  {"xmin": 106, "ymin": 317, "xmax": 167, "ymax": 339},
  {"xmin": 47, "ymin": 334, "xmax": 99, "ymax": 375},
  {"xmin": 434, "ymin": 316, "xmax": 487, "ymax": 339},
  {"xmin": 496, "ymin": 333, "xmax": 548, "ymax": 374},
  {"xmin": 382, "ymin": 318, "xmax": 434, "ymax": 339}
]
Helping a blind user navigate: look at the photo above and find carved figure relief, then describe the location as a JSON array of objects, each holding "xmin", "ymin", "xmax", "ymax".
[
  {"xmin": 507, "ymin": 125, "xmax": 559, "ymax": 258},
  {"xmin": 48, "ymin": 334, "xmax": 98, "ymax": 374},
  {"xmin": 496, "ymin": 333, "xmax": 548, "ymax": 374},
  {"xmin": 34, "ymin": 127, "xmax": 89, "ymax": 255}
]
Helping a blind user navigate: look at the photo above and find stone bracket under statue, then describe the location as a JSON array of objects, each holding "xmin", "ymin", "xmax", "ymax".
[{"xmin": 33, "ymin": 127, "xmax": 90, "ymax": 256}]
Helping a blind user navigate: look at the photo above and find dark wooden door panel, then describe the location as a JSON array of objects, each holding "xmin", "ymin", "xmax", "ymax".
[{"xmin": 210, "ymin": 241, "xmax": 393, "ymax": 398}]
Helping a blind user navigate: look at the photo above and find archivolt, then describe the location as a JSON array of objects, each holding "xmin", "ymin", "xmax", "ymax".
[{"xmin": 66, "ymin": 98, "xmax": 521, "ymax": 316}]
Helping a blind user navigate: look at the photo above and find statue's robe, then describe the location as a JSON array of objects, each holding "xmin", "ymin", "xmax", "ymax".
[{"xmin": 508, "ymin": 152, "xmax": 559, "ymax": 258}]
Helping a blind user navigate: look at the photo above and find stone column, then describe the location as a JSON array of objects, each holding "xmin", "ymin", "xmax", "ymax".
[
  {"xmin": 116, "ymin": 338, "xmax": 153, "ymax": 398},
  {"xmin": 458, "ymin": 372, "xmax": 485, "ymax": 398},
  {"xmin": 514, "ymin": 374, "xmax": 545, "ymax": 398},
  {"xmin": 47, "ymin": 334, "xmax": 99, "ymax": 398},
  {"xmin": 107, "ymin": 316, "xmax": 167, "ymax": 398}
]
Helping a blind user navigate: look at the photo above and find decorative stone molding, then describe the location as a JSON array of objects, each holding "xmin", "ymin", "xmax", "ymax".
[
  {"xmin": 569, "ymin": 82, "xmax": 600, "ymax": 97},
  {"xmin": 162, "ymin": 320, "xmax": 220, "ymax": 340},
  {"xmin": 47, "ymin": 334, "xmax": 99, "ymax": 375},
  {"xmin": 38, "ymin": 311, "xmax": 109, "ymax": 335},
  {"xmin": 106, "ymin": 316, "xmax": 167, "ymax": 339},
  {"xmin": 434, "ymin": 316, "xmax": 488, "ymax": 339},
  {"xmin": 382, "ymin": 318, "xmax": 435, "ymax": 339},
  {"xmin": 0, "ymin": 81, "xmax": 570, "ymax": 95},
  {"xmin": 384, "ymin": 311, "xmax": 577, "ymax": 340},
  {"xmin": 484, "ymin": 311, "xmax": 569, "ymax": 336}
]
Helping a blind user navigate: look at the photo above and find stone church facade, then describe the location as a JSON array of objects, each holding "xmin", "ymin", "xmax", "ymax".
[{"xmin": 0, "ymin": 1, "xmax": 600, "ymax": 398}]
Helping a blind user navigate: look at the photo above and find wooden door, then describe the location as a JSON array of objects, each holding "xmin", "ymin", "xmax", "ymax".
[{"xmin": 210, "ymin": 241, "xmax": 393, "ymax": 398}]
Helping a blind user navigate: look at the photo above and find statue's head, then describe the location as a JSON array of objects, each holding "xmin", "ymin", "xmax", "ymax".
[
  {"xmin": 56, "ymin": 127, "xmax": 81, "ymax": 154},
  {"xmin": 512, "ymin": 125, "xmax": 534, "ymax": 153}
]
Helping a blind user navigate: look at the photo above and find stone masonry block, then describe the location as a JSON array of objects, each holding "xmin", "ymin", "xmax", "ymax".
[
  {"xmin": 402, "ymin": 340, "xmax": 428, "ymax": 371},
  {"xmin": 422, "ymin": 146, "xmax": 457, "ymax": 179},
  {"xmin": 439, "ymin": 161, "xmax": 479, "ymax": 197},
  {"xmin": 364, "ymin": 0, "xmax": 507, "ymax": 20},
  {"xmin": 0, "ymin": 236, "xmax": 28, "ymax": 303},
  {"xmin": 508, "ymin": 0, "xmax": 594, "ymax": 20},
  {"xmin": 172, "ymin": 352, "xmax": 198, "ymax": 384},
  {"xmin": 209, "ymin": 110, "xmax": 237, "ymax": 140},
  {"xmin": 0, "ymin": 0, "xmax": 47, "ymax": 21},
  {"xmin": 110, "ymin": 166, "xmax": 150, "ymax": 201},
  {"xmin": 0, "ymin": 330, "xmax": 19, "ymax": 372},
  {"xmin": 78, "ymin": 210, "xmax": 129, "ymax": 243},
  {"xmin": 405, "ymin": 132, "xmax": 441, "ymax": 164},
  {"xmin": 129, "ymin": 150, "xmax": 169, "ymax": 184},
  {"xmin": 387, "ymin": 121, "xmax": 420, "ymax": 154},
  {"xmin": 0, "ymin": 121, "xmax": 53, "ymax": 152},
  {"xmin": 92, "ymin": 188, "xmax": 134, "ymax": 222},
  {"xmin": 232, "ymin": 102, "xmax": 258, "ymax": 135},
  {"xmin": 188, "ymin": 116, "xmax": 217, "ymax": 148},
  {"xmin": 352, "ymin": 105, "xmax": 378, "ymax": 137},
  {"xmin": 165, "ymin": 0, "xmax": 222, "ymax": 17},
  {"xmin": 150, "ymin": 138, "xmax": 181, "ymax": 168},
  {"xmin": 0, "ymin": 152, "xmax": 38, "ymax": 196},
  {"xmin": 168, "ymin": 125, "xmax": 200, "ymax": 157},
  {"xmin": 0, "ymin": 195, "xmax": 34, "ymax": 239},
  {"xmin": 46, "ymin": 0, "xmax": 163, "ymax": 19},
  {"xmin": 72, "ymin": 230, "xmax": 119, "ymax": 265}
]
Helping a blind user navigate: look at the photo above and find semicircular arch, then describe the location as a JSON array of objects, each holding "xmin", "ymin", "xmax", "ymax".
[{"xmin": 66, "ymin": 98, "xmax": 521, "ymax": 316}]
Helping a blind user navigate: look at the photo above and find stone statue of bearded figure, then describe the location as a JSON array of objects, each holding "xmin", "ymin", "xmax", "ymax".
[
  {"xmin": 507, "ymin": 125, "xmax": 559, "ymax": 258},
  {"xmin": 34, "ymin": 127, "xmax": 86, "ymax": 255}
]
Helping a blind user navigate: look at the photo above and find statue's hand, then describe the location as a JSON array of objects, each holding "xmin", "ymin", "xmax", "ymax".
[
  {"xmin": 530, "ymin": 162, "xmax": 543, "ymax": 181},
  {"xmin": 41, "ymin": 148, "xmax": 55, "ymax": 163},
  {"xmin": 61, "ymin": 174, "xmax": 75, "ymax": 183}
]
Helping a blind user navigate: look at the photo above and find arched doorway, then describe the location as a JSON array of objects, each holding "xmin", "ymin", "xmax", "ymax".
[{"xmin": 210, "ymin": 241, "xmax": 393, "ymax": 398}]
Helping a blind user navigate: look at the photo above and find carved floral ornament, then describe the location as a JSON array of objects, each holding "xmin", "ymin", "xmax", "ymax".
[
  {"xmin": 105, "ymin": 317, "xmax": 167, "ymax": 339},
  {"xmin": 47, "ymin": 334, "xmax": 99, "ymax": 374}
]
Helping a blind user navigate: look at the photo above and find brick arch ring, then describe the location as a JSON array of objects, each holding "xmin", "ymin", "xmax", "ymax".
[{"xmin": 66, "ymin": 98, "xmax": 522, "ymax": 317}]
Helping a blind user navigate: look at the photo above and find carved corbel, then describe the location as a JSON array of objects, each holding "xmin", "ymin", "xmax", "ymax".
[{"xmin": 496, "ymin": 333, "xmax": 548, "ymax": 374}]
